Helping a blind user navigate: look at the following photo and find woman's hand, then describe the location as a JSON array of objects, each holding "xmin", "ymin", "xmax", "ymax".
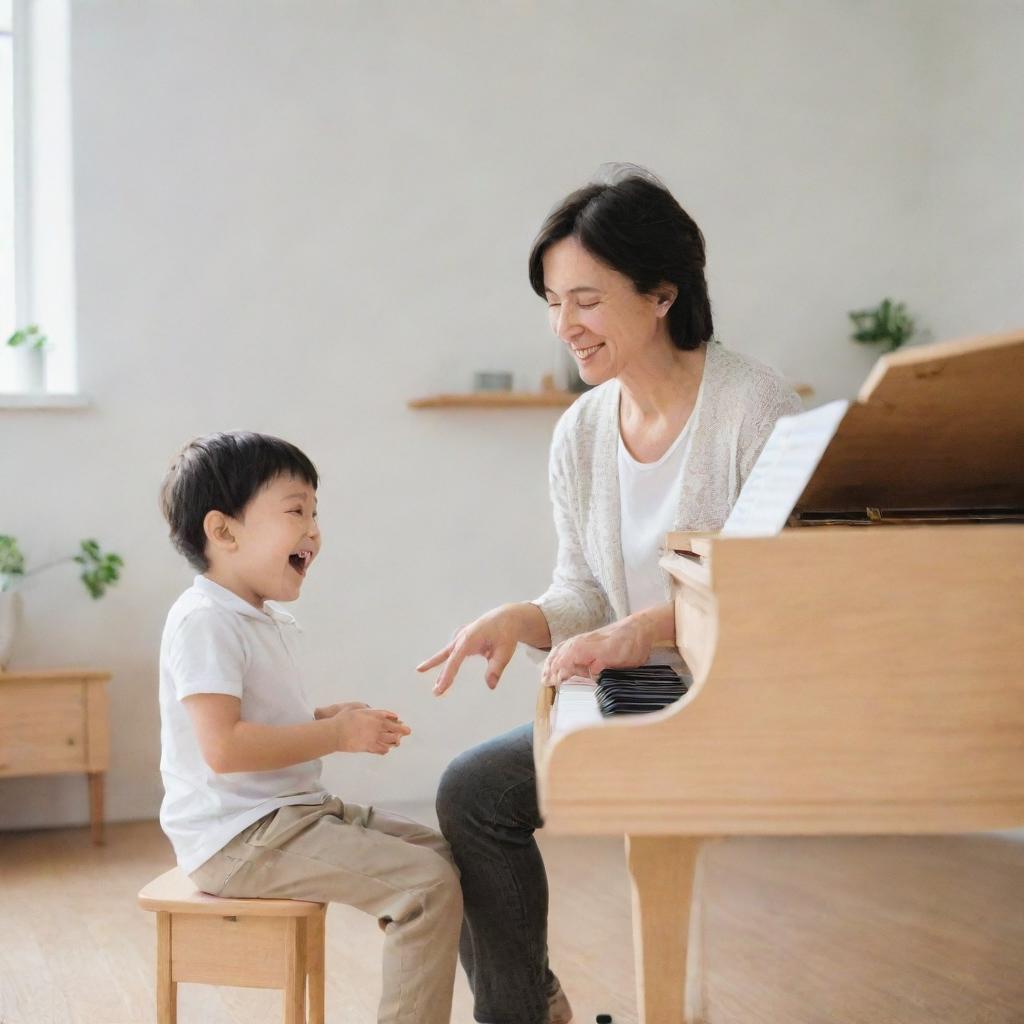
[
  {"xmin": 331, "ymin": 706, "xmax": 411, "ymax": 756},
  {"xmin": 417, "ymin": 603, "xmax": 550, "ymax": 696},
  {"xmin": 542, "ymin": 614, "xmax": 656, "ymax": 686}
]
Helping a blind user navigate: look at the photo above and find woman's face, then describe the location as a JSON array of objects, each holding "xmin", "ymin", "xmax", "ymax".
[{"xmin": 541, "ymin": 236, "xmax": 673, "ymax": 387}]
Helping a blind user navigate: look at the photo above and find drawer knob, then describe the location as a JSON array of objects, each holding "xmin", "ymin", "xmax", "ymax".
[{"xmin": 67, "ymin": 737, "xmax": 76, "ymax": 746}]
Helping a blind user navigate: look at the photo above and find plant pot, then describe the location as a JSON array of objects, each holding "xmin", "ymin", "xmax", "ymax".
[
  {"xmin": 0, "ymin": 590, "xmax": 21, "ymax": 670},
  {"xmin": 11, "ymin": 346, "xmax": 46, "ymax": 392}
]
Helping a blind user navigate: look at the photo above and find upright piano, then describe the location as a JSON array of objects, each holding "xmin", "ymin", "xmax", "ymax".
[{"xmin": 533, "ymin": 330, "xmax": 1024, "ymax": 1022}]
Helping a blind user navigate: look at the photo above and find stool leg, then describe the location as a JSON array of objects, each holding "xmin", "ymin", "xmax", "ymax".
[
  {"xmin": 156, "ymin": 912, "xmax": 177, "ymax": 1024},
  {"xmin": 307, "ymin": 908, "xmax": 326, "ymax": 1024},
  {"xmin": 283, "ymin": 917, "xmax": 307, "ymax": 1024}
]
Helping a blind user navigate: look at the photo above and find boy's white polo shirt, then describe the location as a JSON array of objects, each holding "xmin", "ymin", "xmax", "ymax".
[{"xmin": 159, "ymin": 575, "xmax": 328, "ymax": 874}]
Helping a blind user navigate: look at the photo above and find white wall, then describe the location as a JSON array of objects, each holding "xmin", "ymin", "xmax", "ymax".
[
  {"xmin": 1, "ymin": 0, "xmax": 1022, "ymax": 830},
  {"xmin": 920, "ymin": 1, "xmax": 1024, "ymax": 339}
]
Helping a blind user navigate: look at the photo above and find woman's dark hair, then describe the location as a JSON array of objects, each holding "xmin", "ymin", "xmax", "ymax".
[
  {"xmin": 159, "ymin": 431, "xmax": 318, "ymax": 571},
  {"xmin": 528, "ymin": 169, "xmax": 713, "ymax": 351}
]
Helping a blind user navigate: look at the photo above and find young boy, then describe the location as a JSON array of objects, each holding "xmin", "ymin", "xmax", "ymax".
[{"xmin": 158, "ymin": 431, "xmax": 461, "ymax": 1024}]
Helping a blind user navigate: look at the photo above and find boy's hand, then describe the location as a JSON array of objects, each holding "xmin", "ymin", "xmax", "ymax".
[
  {"xmin": 315, "ymin": 701, "xmax": 369, "ymax": 720},
  {"xmin": 331, "ymin": 707, "xmax": 411, "ymax": 756}
]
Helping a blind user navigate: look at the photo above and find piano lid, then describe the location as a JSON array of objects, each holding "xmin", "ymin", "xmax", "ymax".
[{"xmin": 794, "ymin": 330, "xmax": 1024, "ymax": 515}]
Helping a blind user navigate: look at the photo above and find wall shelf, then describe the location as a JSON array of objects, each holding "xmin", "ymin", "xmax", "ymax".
[
  {"xmin": 409, "ymin": 382, "xmax": 813, "ymax": 409},
  {"xmin": 408, "ymin": 390, "xmax": 578, "ymax": 409}
]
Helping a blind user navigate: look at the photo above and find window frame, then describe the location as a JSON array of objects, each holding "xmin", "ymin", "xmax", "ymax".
[{"xmin": 1, "ymin": 0, "xmax": 81, "ymax": 404}]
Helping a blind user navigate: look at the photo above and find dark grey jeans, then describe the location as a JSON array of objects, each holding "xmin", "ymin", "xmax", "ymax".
[{"xmin": 436, "ymin": 722, "xmax": 561, "ymax": 1024}]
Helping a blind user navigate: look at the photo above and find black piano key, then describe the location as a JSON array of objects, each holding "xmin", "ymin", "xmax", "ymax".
[{"xmin": 594, "ymin": 666, "xmax": 688, "ymax": 717}]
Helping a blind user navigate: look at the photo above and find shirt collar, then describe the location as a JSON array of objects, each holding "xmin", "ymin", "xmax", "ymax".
[{"xmin": 193, "ymin": 575, "xmax": 296, "ymax": 625}]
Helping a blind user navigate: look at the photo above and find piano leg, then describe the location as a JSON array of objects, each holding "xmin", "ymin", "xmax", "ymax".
[{"xmin": 626, "ymin": 835, "xmax": 707, "ymax": 1024}]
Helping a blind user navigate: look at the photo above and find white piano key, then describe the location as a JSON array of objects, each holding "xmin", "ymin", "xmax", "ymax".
[{"xmin": 551, "ymin": 678, "xmax": 603, "ymax": 734}]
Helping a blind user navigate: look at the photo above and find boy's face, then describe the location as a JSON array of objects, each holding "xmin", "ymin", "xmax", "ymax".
[{"xmin": 210, "ymin": 474, "xmax": 321, "ymax": 607}]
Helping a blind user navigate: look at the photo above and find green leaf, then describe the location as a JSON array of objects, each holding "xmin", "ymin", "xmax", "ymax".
[
  {"xmin": 80, "ymin": 539, "xmax": 102, "ymax": 561},
  {"xmin": 81, "ymin": 570, "xmax": 102, "ymax": 599},
  {"xmin": 73, "ymin": 542, "xmax": 124, "ymax": 597},
  {"xmin": 0, "ymin": 536, "xmax": 26, "ymax": 577}
]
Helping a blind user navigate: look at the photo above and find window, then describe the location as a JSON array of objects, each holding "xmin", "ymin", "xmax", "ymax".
[
  {"xmin": 1, "ymin": 2, "xmax": 15, "ymax": 366},
  {"xmin": 0, "ymin": 0, "xmax": 77, "ymax": 397}
]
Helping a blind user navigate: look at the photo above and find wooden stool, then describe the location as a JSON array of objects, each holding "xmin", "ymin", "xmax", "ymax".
[{"xmin": 138, "ymin": 867, "xmax": 327, "ymax": 1024}]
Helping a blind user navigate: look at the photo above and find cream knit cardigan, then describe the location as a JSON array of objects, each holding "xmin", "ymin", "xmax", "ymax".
[{"xmin": 532, "ymin": 340, "xmax": 802, "ymax": 647}]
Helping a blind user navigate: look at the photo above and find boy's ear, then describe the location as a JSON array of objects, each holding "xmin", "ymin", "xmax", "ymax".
[{"xmin": 203, "ymin": 510, "xmax": 238, "ymax": 553}]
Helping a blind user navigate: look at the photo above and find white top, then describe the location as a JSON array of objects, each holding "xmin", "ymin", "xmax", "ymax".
[
  {"xmin": 532, "ymin": 341, "xmax": 803, "ymax": 647},
  {"xmin": 618, "ymin": 416, "xmax": 694, "ymax": 615},
  {"xmin": 159, "ymin": 575, "xmax": 328, "ymax": 874}
]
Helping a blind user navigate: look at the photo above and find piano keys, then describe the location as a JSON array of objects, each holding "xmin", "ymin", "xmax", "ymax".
[
  {"xmin": 550, "ymin": 669, "xmax": 688, "ymax": 735},
  {"xmin": 533, "ymin": 330, "xmax": 1024, "ymax": 1023}
]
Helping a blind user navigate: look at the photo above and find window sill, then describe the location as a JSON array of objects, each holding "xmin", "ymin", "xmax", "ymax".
[{"xmin": 0, "ymin": 392, "xmax": 91, "ymax": 410}]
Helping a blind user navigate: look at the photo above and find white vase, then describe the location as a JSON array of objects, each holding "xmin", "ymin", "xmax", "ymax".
[
  {"xmin": 11, "ymin": 346, "xmax": 46, "ymax": 392},
  {"xmin": 0, "ymin": 591, "xmax": 21, "ymax": 670}
]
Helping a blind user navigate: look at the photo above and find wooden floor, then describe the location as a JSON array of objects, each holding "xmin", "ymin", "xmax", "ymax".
[{"xmin": 1, "ymin": 821, "xmax": 1022, "ymax": 1023}]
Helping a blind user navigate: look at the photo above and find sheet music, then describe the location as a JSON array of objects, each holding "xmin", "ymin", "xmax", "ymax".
[
  {"xmin": 722, "ymin": 399, "xmax": 850, "ymax": 537},
  {"xmin": 551, "ymin": 678, "xmax": 602, "ymax": 734}
]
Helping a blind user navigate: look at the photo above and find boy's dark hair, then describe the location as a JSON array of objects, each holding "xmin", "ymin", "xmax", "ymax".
[
  {"xmin": 160, "ymin": 431, "xmax": 319, "ymax": 571},
  {"xmin": 527, "ymin": 170, "xmax": 713, "ymax": 351}
]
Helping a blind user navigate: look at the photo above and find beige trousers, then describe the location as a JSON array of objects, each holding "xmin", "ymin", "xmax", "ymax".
[{"xmin": 190, "ymin": 797, "xmax": 462, "ymax": 1024}]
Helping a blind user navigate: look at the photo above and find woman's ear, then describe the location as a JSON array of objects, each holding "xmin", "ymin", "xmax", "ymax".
[
  {"xmin": 203, "ymin": 510, "xmax": 237, "ymax": 554},
  {"xmin": 654, "ymin": 284, "xmax": 678, "ymax": 318}
]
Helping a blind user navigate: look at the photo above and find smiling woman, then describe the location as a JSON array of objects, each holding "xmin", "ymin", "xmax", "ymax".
[
  {"xmin": 530, "ymin": 170, "xmax": 713, "ymax": 382},
  {"xmin": 418, "ymin": 164, "xmax": 803, "ymax": 1024}
]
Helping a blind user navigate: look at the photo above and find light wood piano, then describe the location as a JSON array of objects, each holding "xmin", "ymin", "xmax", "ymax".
[{"xmin": 533, "ymin": 330, "xmax": 1024, "ymax": 1022}]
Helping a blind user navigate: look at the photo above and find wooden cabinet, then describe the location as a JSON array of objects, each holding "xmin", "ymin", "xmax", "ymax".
[{"xmin": 0, "ymin": 669, "xmax": 111, "ymax": 844}]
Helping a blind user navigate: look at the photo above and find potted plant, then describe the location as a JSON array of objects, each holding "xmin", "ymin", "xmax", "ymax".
[
  {"xmin": 6, "ymin": 324, "xmax": 48, "ymax": 392},
  {"xmin": 0, "ymin": 535, "xmax": 124, "ymax": 670},
  {"xmin": 848, "ymin": 299, "xmax": 916, "ymax": 353}
]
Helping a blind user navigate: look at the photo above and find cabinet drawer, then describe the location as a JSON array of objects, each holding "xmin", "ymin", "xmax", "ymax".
[{"xmin": 0, "ymin": 681, "xmax": 87, "ymax": 776}]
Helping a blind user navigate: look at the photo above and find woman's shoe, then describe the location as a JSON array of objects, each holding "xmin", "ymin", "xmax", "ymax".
[{"xmin": 548, "ymin": 984, "xmax": 574, "ymax": 1024}]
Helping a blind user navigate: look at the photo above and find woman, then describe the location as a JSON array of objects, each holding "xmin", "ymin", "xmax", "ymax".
[{"xmin": 418, "ymin": 167, "xmax": 800, "ymax": 1024}]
